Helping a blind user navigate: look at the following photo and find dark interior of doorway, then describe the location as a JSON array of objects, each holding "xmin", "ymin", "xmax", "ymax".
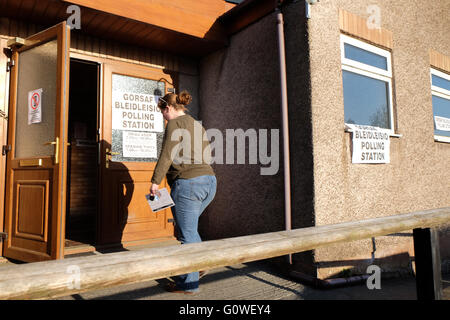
[{"xmin": 65, "ymin": 59, "xmax": 99, "ymax": 249}]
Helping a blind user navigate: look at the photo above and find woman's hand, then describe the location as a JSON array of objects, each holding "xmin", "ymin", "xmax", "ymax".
[{"xmin": 150, "ymin": 183, "xmax": 159, "ymax": 196}]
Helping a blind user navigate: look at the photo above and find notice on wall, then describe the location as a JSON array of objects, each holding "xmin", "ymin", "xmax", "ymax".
[
  {"xmin": 347, "ymin": 124, "xmax": 390, "ymax": 164},
  {"xmin": 435, "ymin": 116, "xmax": 450, "ymax": 132},
  {"xmin": 112, "ymin": 91, "xmax": 163, "ymax": 132},
  {"xmin": 123, "ymin": 131, "xmax": 157, "ymax": 158},
  {"xmin": 28, "ymin": 88, "xmax": 43, "ymax": 124}
]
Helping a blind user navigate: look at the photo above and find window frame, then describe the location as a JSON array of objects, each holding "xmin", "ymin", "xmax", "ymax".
[
  {"xmin": 340, "ymin": 34, "xmax": 395, "ymax": 134},
  {"xmin": 430, "ymin": 68, "xmax": 450, "ymax": 143}
]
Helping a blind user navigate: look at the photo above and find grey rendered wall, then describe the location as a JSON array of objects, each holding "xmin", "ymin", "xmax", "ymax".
[
  {"xmin": 198, "ymin": 12, "xmax": 288, "ymax": 240},
  {"xmin": 177, "ymin": 56, "xmax": 201, "ymax": 119},
  {"xmin": 282, "ymin": 0, "xmax": 316, "ymax": 274},
  {"xmin": 198, "ymin": 1, "xmax": 316, "ymax": 275}
]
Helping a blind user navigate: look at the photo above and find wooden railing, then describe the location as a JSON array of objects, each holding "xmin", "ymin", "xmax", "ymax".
[{"xmin": 0, "ymin": 207, "xmax": 449, "ymax": 300}]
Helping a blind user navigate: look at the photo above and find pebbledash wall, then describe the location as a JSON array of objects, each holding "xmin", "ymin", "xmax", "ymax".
[
  {"xmin": 199, "ymin": 0, "xmax": 450, "ymax": 279},
  {"xmin": 309, "ymin": 0, "xmax": 450, "ymax": 279}
]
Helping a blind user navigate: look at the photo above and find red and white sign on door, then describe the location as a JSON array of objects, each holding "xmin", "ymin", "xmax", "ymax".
[{"xmin": 28, "ymin": 88, "xmax": 43, "ymax": 124}]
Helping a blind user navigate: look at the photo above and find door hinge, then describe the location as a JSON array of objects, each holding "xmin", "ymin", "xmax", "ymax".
[
  {"xmin": 0, "ymin": 232, "xmax": 7, "ymax": 241},
  {"xmin": 2, "ymin": 145, "xmax": 11, "ymax": 156},
  {"xmin": 6, "ymin": 59, "xmax": 14, "ymax": 72},
  {"xmin": 3, "ymin": 47, "xmax": 12, "ymax": 57}
]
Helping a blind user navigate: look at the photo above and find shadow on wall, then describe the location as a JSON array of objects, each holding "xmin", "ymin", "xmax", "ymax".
[
  {"xmin": 197, "ymin": 1, "xmax": 315, "ymax": 245},
  {"xmin": 198, "ymin": 12, "xmax": 286, "ymax": 240},
  {"xmin": 95, "ymin": 140, "xmax": 133, "ymax": 253}
]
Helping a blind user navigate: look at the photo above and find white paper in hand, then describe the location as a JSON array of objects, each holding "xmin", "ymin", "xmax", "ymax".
[{"xmin": 145, "ymin": 188, "xmax": 175, "ymax": 212}]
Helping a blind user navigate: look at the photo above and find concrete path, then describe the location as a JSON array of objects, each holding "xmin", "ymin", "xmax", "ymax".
[{"xmin": 54, "ymin": 259, "xmax": 449, "ymax": 300}]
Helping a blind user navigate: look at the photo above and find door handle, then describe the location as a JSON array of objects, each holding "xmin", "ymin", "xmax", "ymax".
[
  {"xmin": 105, "ymin": 148, "xmax": 119, "ymax": 168},
  {"xmin": 44, "ymin": 137, "xmax": 59, "ymax": 164},
  {"xmin": 105, "ymin": 148, "xmax": 120, "ymax": 156}
]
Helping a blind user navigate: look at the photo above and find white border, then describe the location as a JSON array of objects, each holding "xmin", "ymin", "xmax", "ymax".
[
  {"xmin": 340, "ymin": 34, "xmax": 392, "ymax": 78},
  {"xmin": 430, "ymin": 68, "xmax": 450, "ymax": 96},
  {"xmin": 432, "ymin": 90, "xmax": 450, "ymax": 101}
]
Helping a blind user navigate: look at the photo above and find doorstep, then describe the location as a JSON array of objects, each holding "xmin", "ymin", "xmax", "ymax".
[{"xmin": 64, "ymin": 237, "xmax": 180, "ymax": 257}]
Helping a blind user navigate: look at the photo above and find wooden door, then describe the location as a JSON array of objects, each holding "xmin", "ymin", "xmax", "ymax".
[
  {"xmin": 2, "ymin": 22, "xmax": 71, "ymax": 262},
  {"xmin": 98, "ymin": 63, "xmax": 175, "ymax": 245}
]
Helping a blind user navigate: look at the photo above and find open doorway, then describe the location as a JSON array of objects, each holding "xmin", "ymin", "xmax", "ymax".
[{"xmin": 65, "ymin": 58, "xmax": 100, "ymax": 251}]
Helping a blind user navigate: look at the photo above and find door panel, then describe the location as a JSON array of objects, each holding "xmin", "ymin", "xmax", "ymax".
[
  {"xmin": 2, "ymin": 22, "xmax": 70, "ymax": 262},
  {"xmin": 98, "ymin": 63, "xmax": 175, "ymax": 245},
  {"xmin": 15, "ymin": 178, "xmax": 49, "ymax": 241}
]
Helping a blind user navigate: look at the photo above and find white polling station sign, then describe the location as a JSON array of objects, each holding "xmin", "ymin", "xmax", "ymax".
[
  {"xmin": 112, "ymin": 91, "xmax": 164, "ymax": 132},
  {"xmin": 347, "ymin": 124, "xmax": 391, "ymax": 164}
]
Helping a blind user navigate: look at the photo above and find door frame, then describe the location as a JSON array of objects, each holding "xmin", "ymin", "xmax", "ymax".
[
  {"xmin": 0, "ymin": 114, "xmax": 7, "ymax": 258},
  {"xmin": 68, "ymin": 51, "xmax": 177, "ymax": 248}
]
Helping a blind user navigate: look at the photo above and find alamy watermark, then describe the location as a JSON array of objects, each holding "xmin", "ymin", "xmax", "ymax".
[
  {"xmin": 168, "ymin": 123, "xmax": 280, "ymax": 176},
  {"xmin": 66, "ymin": 5, "xmax": 81, "ymax": 30},
  {"xmin": 366, "ymin": 264, "xmax": 381, "ymax": 290},
  {"xmin": 66, "ymin": 265, "xmax": 81, "ymax": 290},
  {"xmin": 366, "ymin": 5, "xmax": 381, "ymax": 30}
]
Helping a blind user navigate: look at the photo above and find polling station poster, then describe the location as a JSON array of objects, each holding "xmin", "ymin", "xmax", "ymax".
[
  {"xmin": 347, "ymin": 124, "xmax": 391, "ymax": 164},
  {"xmin": 112, "ymin": 91, "xmax": 164, "ymax": 133}
]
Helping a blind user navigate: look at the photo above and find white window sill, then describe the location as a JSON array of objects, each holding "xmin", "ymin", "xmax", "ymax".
[
  {"xmin": 344, "ymin": 126, "xmax": 402, "ymax": 138},
  {"xmin": 434, "ymin": 135, "xmax": 450, "ymax": 143}
]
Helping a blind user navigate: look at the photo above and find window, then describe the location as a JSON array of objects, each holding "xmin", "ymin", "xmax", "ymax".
[
  {"xmin": 341, "ymin": 35, "xmax": 394, "ymax": 133},
  {"xmin": 431, "ymin": 68, "xmax": 450, "ymax": 142}
]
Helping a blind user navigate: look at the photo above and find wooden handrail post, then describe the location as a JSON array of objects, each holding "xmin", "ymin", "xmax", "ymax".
[{"xmin": 413, "ymin": 228, "xmax": 443, "ymax": 300}]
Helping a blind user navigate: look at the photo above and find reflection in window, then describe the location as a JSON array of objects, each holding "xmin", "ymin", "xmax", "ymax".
[
  {"xmin": 432, "ymin": 74, "xmax": 450, "ymax": 91},
  {"xmin": 344, "ymin": 43, "xmax": 388, "ymax": 70},
  {"xmin": 343, "ymin": 71, "xmax": 390, "ymax": 128},
  {"xmin": 341, "ymin": 35, "xmax": 393, "ymax": 131}
]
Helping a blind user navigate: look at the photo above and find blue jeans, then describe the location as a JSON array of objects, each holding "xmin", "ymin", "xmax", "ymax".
[{"xmin": 170, "ymin": 175, "xmax": 217, "ymax": 291}]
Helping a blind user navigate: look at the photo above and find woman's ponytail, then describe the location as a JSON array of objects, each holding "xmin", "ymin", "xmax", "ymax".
[
  {"xmin": 176, "ymin": 90, "xmax": 192, "ymax": 107},
  {"xmin": 160, "ymin": 90, "xmax": 192, "ymax": 112}
]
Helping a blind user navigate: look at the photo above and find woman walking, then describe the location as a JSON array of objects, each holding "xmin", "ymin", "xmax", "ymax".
[{"xmin": 150, "ymin": 90, "xmax": 216, "ymax": 294}]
